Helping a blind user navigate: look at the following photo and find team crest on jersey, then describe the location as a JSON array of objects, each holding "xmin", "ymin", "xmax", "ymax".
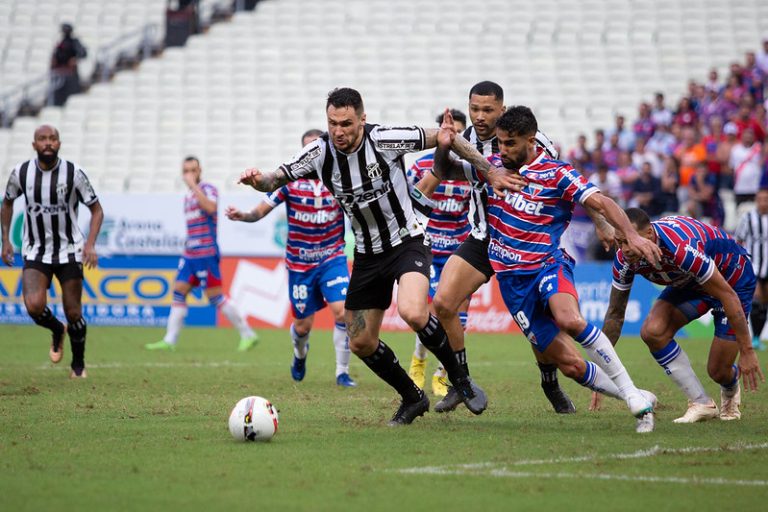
[
  {"xmin": 366, "ymin": 163, "xmax": 383, "ymax": 179},
  {"xmin": 527, "ymin": 183, "xmax": 544, "ymax": 198}
]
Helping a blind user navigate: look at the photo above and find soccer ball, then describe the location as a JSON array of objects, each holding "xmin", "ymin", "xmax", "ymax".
[{"xmin": 228, "ymin": 396, "xmax": 279, "ymax": 442}]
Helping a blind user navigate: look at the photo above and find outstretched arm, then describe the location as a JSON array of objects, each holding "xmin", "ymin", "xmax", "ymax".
[
  {"xmin": 1, "ymin": 198, "xmax": 14, "ymax": 266},
  {"xmin": 238, "ymin": 168, "xmax": 290, "ymax": 193},
  {"xmin": 225, "ymin": 201, "xmax": 275, "ymax": 223}
]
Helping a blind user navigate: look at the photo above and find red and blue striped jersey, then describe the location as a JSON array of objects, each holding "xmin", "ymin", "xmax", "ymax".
[
  {"xmin": 468, "ymin": 150, "xmax": 598, "ymax": 274},
  {"xmin": 265, "ymin": 179, "xmax": 346, "ymax": 272},
  {"xmin": 613, "ymin": 216, "xmax": 751, "ymax": 290},
  {"xmin": 184, "ymin": 182, "xmax": 219, "ymax": 259},
  {"xmin": 407, "ymin": 152, "xmax": 471, "ymax": 263}
]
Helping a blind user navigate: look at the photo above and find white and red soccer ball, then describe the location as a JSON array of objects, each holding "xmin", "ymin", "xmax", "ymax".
[{"xmin": 228, "ymin": 396, "xmax": 279, "ymax": 442}]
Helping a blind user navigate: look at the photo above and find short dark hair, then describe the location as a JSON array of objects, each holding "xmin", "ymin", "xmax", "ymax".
[
  {"xmin": 184, "ymin": 156, "xmax": 200, "ymax": 165},
  {"xmin": 496, "ymin": 106, "xmax": 537, "ymax": 137},
  {"xmin": 435, "ymin": 109, "xmax": 467, "ymax": 127},
  {"xmin": 301, "ymin": 129, "xmax": 323, "ymax": 144},
  {"xmin": 469, "ymin": 81, "xmax": 503, "ymax": 101},
  {"xmin": 625, "ymin": 207, "xmax": 651, "ymax": 230},
  {"xmin": 326, "ymin": 87, "xmax": 364, "ymax": 115}
]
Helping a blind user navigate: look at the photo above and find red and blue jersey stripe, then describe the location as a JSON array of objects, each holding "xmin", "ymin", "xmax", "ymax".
[
  {"xmin": 184, "ymin": 182, "xmax": 219, "ymax": 259},
  {"xmin": 408, "ymin": 152, "xmax": 471, "ymax": 263},
  {"xmin": 466, "ymin": 150, "xmax": 598, "ymax": 274},
  {"xmin": 266, "ymin": 179, "xmax": 346, "ymax": 272},
  {"xmin": 613, "ymin": 216, "xmax": 751, "ymax": 291}
]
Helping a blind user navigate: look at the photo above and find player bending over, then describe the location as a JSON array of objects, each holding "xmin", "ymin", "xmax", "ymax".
[
  {"xmin": 435, "ymin": 107, "xmax": 662, "ymax": 433},
  {"xmin": 226, "ymin": 129, "xmax": 356, "ymax": 387},
  {"xmin": 596, "ymin": 209, "xmax": 763, "ymax": 421},
  {"xmin": 239, "ymin": 87, "xmax": 525, "ymax": 425},
  {"xmin": 146, "ymin": 157, "xmax": 258, "ymax": 352},
  {"xmin": 1, "ymin": 125, "xmax": 103, "ymax": 378}
]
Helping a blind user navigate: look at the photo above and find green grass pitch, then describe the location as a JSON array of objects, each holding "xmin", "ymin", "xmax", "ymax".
[{"xmin": 2, "ymin": 324, "xmax": 768, "ymax": 511}]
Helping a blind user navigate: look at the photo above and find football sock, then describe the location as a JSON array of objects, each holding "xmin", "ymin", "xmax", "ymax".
[
  {"xmin": 333, "ymin": 322, "xmax": 350, "ymax": 376},
  {"xmin": 721, "ymin": 365, "xmax": 740, "ymax": 398},
  {"xmin": 416, "ymin": 314, "xmax": 468, "ymax": 386},
  {"xmin": 217, "ymin": 297, "xmax": 255, "ymax": 339},
  {"xmin": 750, "ymin": 302, "xmax": 767, "ymax": 340},
  {"xmin": 31, "ymin": 306, "xmax": 65, "ymax": 336},
  {"xmin": 576, "ymin": 360, "xmax": 623, "ymax": 400},
  {"xmin": 290, "ymin": 323, "xmax": 309, "ymax": 359},
  {"xmin": 413, "ymin": 337, "xmax": 428, "ymax": 359},
  {"xmin": 651, "ymin": 339, "xmax": 710, "ymax": 405},
  {"xmin": 361, "ymin": 340, "xmax": 422, "ymax": 403},
  {"xmin": 163, "ymin": 304, "xmax": 187, "ymax": 344},
  {"xmin": 455, "ymin": 348, "xmax": 469, "ymax": 376},
  {"xmin": 538, "ymin": 362, "xmax": 559, "ymax": 388},
  {"xmin": 67, "ymin": 316, "xmax": 87, "ymax": 369},
  {"xmin": 575, "ymin": 323, "xmax": 640, "ymax": 398}
]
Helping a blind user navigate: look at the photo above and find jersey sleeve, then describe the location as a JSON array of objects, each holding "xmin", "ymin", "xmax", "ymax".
[
  {"xmin": 279, "ymin": 139, "xmax": 324, "ymax": 181},
  {"xmin": 371, "ymin": 125, "xmax": 426, "ymax": 155},
  {"xmin": 264, "ymin": 185, "xmax": 288, "ymax": 208},
  {"xmin": 612, "ymin": 250, "xmax": 635, "ymax": 290},
  {"xmin": 74, "ymin": 168, "xmax": 98, "ymax": 206},
  {"xmin": 673, "ymin": 239, "xmax": 716, "ymax": 284},
  {"xmin": 4, "ymin": 167, "xmax": 21, "ymax": 201},
  {"xmin": 735, "ymin": 212, "xmax": 750, "ymax": 244},
  {"xmin": 201, "ymin": 183, "xmax": 218, "ymax": 202},
  {"xmin": 557, "ymin": 164, "xmax": 598, "ymax": 204}
]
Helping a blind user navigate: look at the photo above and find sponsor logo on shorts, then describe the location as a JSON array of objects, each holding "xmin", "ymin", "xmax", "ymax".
[
  {"xmin": 415, "ymin": 260, "xmax": 423, "ymax": 268},
  {"xmin": 538, "ymin": 273, "xmax": 557, "ymax": 293},
  {"xmin": 325, "ymin": 275, "xmax": 350, "ymax": 287}
]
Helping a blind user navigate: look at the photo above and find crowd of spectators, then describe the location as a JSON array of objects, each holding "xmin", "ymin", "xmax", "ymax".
[{"xmin": 567, "ymin": 40, "xmax": 768, "ymax": 232}]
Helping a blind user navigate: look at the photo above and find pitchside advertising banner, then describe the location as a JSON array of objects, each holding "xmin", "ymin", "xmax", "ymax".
[{"xmin": 1, "ymin": 192, "xmax": 713, "ymax": 336}]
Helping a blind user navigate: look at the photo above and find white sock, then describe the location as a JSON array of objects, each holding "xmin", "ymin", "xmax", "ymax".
[
  {"xmin": 577, "ymin": 361, "xmax": 623, "ymax": 400},
  {"xmin": 413, "ymin": 337, "xmax": 428, "ymax": 360},
  {"xmin": 576, "ymin": 324, "xmax": 641, "ymax": 400},
  {"xmin": 291, "ymin": 323, "xmax": 310, "ymax": 359},
  {"xmin": 333, "ymin": 322, "xmax": 350, "ymax": 377},
  {"xmin": 219, "ymin": 299, "xmax": 255, "ymax": 339},
  {"xmin": 163, "ymin": 305, "xmax": 187, "ymax": 344},
  {"xmin": 652, "ymin": 340, "xmax": 711, "ymax": 405}
]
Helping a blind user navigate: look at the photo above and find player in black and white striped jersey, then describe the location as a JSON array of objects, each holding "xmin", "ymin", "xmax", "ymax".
[
  {"xmin": 1, "ymin": 125, "xmax": 104, "ymax": 378},
  {"xmin": 240, "ymin": 87, "xmax": 525, "ymax": 425},
  {"xmin": 736, "ymin": 188, "xmax": 768, "ymax": 350}
]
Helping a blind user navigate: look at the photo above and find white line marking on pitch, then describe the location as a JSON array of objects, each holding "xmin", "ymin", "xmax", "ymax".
[{"xmin": 392, "ymin": 443, "xmax": 768, "ymax": 486}]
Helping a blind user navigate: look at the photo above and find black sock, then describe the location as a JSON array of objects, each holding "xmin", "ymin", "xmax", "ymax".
[
  {"xmin": 455, "ymin": 348, "xmax": 469, "ymax": 376},
  {"xmin": 361, "ymin": 341, "xmax": 421, "ymax": 403},
  {"xmin": 416, "ymin": 314, "xmax": 467, "ymax": 386},
  {"xmin": 751, "ymin": 302, "xmax": 767, "ymax": 339},
  {"xmin": 538, "ymin": 363, "xmax": 559, "ymax": 387},
  {"xmin": 68, "ymin": 317, "xmax": 87, "ymax": 369},
  {"xmin": 31, "ymin": 307, "xmax": 65, "ymax": 337}
]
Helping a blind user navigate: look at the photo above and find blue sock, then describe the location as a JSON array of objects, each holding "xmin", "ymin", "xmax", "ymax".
[
  {"xmin": 172, "ymin": 290, "xmax": 186, "ymax": 305},
  {"xmin": 651, "ymin": 339, "xmax": 682, "ymax": 370},
  {"xmin": 574, "ymin": 323, "xmax": 601, "ymax": 348}
]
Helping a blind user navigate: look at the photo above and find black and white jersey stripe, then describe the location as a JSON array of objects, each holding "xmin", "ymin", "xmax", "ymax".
[
  {"xmin": 280, "ymin": 124, "xmax": 426, "ymax": 255},
  {"xmin": 460, "ymin": 126, "xmax": 498, "ymax": 241},
  {"xmin": 736, "ymin": 209, "xmax": 768, "ymax": 279},
  {"xmin": 4, "ymin": 158, "xmax": 98, "ymax": 264}
]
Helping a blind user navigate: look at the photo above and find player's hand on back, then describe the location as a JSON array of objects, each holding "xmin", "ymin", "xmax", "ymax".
[
  {"xmin": 1, "ymin": 241, "xmax": 13, "ymax": 266},
  {"xmin": 486, "ymin": 165, "xmax": 527, "ymax": 197},
  {"xmin": 739, "ymin": 348, "xmax": 765, "ymax": 392},
  {"xmin": 83, "ymin": 242, "xmax": 98, "ymax": 269}
]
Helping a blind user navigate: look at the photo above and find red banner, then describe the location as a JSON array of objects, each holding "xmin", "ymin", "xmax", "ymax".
[{"xmin": 219, "ymin": 257, "xmax": 521, "ymax": 333}]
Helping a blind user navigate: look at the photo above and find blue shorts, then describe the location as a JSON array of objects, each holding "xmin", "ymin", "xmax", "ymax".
[
  {"xmin": 497, "ymin": 257, "xmax": 579, "ymax": 353},
  {"xmin": 659, "ymin": 269, "xmax": 756, "ymax": 341},
  {"xmin": 288, "ymin": 257, "xmax": 350, "ymax": 319},
  {"xmin": 176, "ymin": 255, "xmax": 222, "ymax": 289},
  {"xmin": 428, "ymin": 258, "xmax": 448, "ymax": 300}
]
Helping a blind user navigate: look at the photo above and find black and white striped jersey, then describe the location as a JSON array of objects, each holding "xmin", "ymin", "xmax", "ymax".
[
  {"xmin": 460, "ymin": 126, "xmax": 498, "ymax": 241},
  {"xmin": 4, "ymin": 158, "xmax": 99, "ymax": 264},
  {"xmin": 736, "ymin": 208, "xmax": 768, "ymax": 279},
  {"xmin": 280, "ymin": 124, "xmax": 427, "ymax": 255}
]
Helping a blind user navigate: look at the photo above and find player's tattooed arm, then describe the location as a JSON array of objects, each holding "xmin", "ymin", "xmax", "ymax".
[
  {"xmin": 602, "ymin": 286, "xmax": 630, "ymax": 346},
  {"xmin": 347, "ymin": 310, "xmax": 367, "ymax": 339},
  {"xmin": 585, "ymin": 205, "xmax": 616, "ymax": 251},
  {"xmin": 238, "ymin": 168, "xmax": 289, "ymax": 192}
]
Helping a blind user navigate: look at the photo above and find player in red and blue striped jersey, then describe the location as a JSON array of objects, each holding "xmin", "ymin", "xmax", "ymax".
[
  {"xmin": 147, "ymin": 157, "xmax": 258, "ymax": 352},
  {"xmin": 226, "ymin": 130, "xmax": 356, "ymax": 387},
  {"xmin": 405, "ymin": 109, "xmax": 472, "ymax": 396},
  {"xmin": 436, "ymin": 106, "xmax": 664, "ymax": 433},
  {"xmin": 601, "ymin": 209, "xmax": 763, "ymax": 422}
]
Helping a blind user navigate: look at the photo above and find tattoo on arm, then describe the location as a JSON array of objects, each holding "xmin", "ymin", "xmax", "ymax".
[
  {"xmin": 602, "ymin": 287, "xmax": 630, "ymax": 345},
  {"xmin": 450, "ymin": 137, "xmax": 489, "ymax": 180},
  {"xmin": 347, "ymin": 310, "xmax": 367, "ymax": 339}
]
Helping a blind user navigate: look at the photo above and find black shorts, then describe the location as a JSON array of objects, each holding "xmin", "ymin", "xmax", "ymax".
[
  {"xmin": 23, "ymin": 260, "xmax": 83, "ymax": 285},
  {"xmin": 453, "ymin": 235, "xmax": 494, "ymax": 281},
  {"xmin": 345, "ymin": 236, "xmax": 432, "ymax": 311}
]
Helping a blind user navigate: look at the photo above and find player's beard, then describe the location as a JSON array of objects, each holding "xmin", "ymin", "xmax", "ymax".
[{"xmin": 37, "ymin": 149, "xmax": 58, "ymax": 167}]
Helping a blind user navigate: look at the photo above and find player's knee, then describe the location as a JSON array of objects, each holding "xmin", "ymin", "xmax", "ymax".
[
  {"xmin": 432, "ymin": 293, "xmax": 457, "ymax": 320},
  {"xmin": 639, "ymin": 321, "xmax": 668, "ymax": 349},
  {"xmin": 552, "ymin": 311, "xmax": 586, "ymax": 337},
  {"xmin": 24, "ymin": 296, "xmax": 46, "ymax": 318},
  {"xmin": 398, "ymin": 305, "xmax": 428, "ymax": 331},
  {"xmin": 64, "ymin": 308, "xmax": 82, "ymax": 325},
  {"xmin": 348, "ymin": 335, "xmax": 376, "ymax": 357}
]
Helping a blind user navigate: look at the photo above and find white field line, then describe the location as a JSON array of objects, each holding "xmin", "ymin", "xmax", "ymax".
[{"xmin": 393, "ymin": 443, "xmax": 768, "ymax": 487}]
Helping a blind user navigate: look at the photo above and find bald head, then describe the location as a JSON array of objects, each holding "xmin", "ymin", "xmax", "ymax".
[{"xmin": 32, "ymin": 124, "xmax": 61, "ymax": 168}]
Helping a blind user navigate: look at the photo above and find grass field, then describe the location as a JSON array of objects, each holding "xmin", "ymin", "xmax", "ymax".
[{"xmin": 2, "ymin": 324, "xmax": 768, "ymax": 512}]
